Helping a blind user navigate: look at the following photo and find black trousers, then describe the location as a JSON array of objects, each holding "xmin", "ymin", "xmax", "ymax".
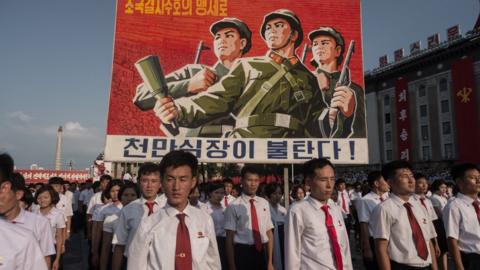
[
  {"xmin": 363, "ymin": 237, "xmax": 379, "ymax": 270},
  {"xmin": 390, "ymin": 260, "xmax": 431, "ymax": 270},
  {"xmin": 216, "ymin": 236, "xmax": 228, "ymax": 270},
  {"xmin": 234, "ymin": 243, "xmax": 267, "ymax": 270},
  {"xmin": 461, "ymin": 251, "xmax": 480, "ymax": 270}
]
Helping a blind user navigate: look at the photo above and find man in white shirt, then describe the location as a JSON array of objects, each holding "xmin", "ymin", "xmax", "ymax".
[
  {"xmin": 128, "ymin": 150, "xmax": 220, "ymax": 270},
  {"xmin": 371, "ymin": 160, "xmax": 438, "ymax": 270},
  {"xmin": 336, "ymin": 178, "xmax": 352, "ymax": 234},
  {"xmin": 49, "ymin": 177, "xmax": 74, "ymax": 241},
  {"xmin": 0, "ymin": 155, "xmax": 55, "ymax": 269},
  {"xmin": 443, "ymin": 163, "xmax": 480, "ymax": 270},
  {"xmin": 0, "ymin": 153, "xmax": 48, "ymax": 270},
  {"xmin": 111, "ymin": 163, "xmax": 166, "ymax": 270},
  {"xmin": 285, "ymin": 158, "xmax": 353, "ymax": 270},
  {"xmin": 222, "ymin": 178, "xmax": 235, "ymax": 208},
  {"xmin": 357, "ymin": 170, "xmax": 389, "ymax": 270},
  {"xmin": 86, "ymin": 175, "xmax": 112, "ymax": 241},
  {"xmin": 225, "ymin": 166, "xmax": 274, "ymax": 270}
]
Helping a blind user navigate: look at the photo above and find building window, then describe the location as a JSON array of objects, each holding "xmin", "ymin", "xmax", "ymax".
[
  {"xmin": 422, "ymin": 146, "xmax": 430, "ymax": 160},
  {"xmin": 385, "ymin": 113, "xmax": 391, "ymax": 124},
  {"xmin": 418, "ymin": 84, "xmax": 426, "ymax": 97},
  {"xmin": 442, "ymin": 122, "xmax": 451, "ymax": 135},
  {"xmin": 439, "ymin": 78, "xmax": 448, "ymax": 92},
  {"xmin": 386, "ymin": 150, "xmax": 393, "ymax": 161},
  {"xmin": 384, "ymin": 95, "xmax": 390, "ymax": 106},
  {"xmin": 445, "ymin": 143, "xmax": 453, "ymax": 159},
  {"xmin": 421, "ymin": 125, "xmax": 429, "ymax": 141},
  {"xmin": 441, "ymin": 100, "xmax": 449, "ymax": 113},
  {"xmin": 420, "ymin": 105, "xmax": 428, "ymax": 117},
  {"xmin": 385, "ymin": 131, "xmax": 392, "ymax": 143}
]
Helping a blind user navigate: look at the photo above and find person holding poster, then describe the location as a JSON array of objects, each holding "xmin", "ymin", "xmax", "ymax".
[
  {"xmin": 308, "ymin": 27, "xmax": 365, "ymax": 138},
  {"xmin": 134, "ymin": 18, "xmax": 252, "ymax": 137},
  {"xmin": 154, "ymin": 9, "xmax": 326, "ymax": 138}
]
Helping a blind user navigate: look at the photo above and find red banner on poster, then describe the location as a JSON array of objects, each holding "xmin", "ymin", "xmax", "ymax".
[
  {"xmin": 450, "ymin": 57, "xmax": 480, "ymax": 163},
  {"xmin": 16, "ymin": 170, "xmax": 91, "ymax": 184},
  {"xmin": 395, "ymin": 77, "xmax": 411, "ymax": 161}
]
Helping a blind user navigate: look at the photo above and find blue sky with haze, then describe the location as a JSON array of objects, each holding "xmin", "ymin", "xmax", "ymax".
[{"xmin": 0, "ymin": 0, "xmax": 477, "ymax": 169}]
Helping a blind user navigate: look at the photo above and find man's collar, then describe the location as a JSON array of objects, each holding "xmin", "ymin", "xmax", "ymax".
[
  {"xmin": 306, "ymin": 195, "xmax": 330, "ymax": 209},
  {"xmin": 457, "ymin": 193, "xmax": 477, "ymax": 204},
  {"xmin": 164, "ymin": 203, "xmax": 193, "ymax": 217},
  {"xmin": 12, "ymin": 208, "xmax": 26, "ymax": 224},
  {"xmin": 241, "ymin": 193, "xmax": 257, "ymax": 202},
  {"xmin": 389, "ymin": 193, "xmax": 415, "ymax": 206},
  {"xmin": 266, "ymin": 50, "xmax": 299, "ymax": 65}
]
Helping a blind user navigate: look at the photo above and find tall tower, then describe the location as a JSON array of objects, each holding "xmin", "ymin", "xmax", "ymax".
[{"xmin": 54, "ymin": 126, "xmax": 63, "ymax": 170}]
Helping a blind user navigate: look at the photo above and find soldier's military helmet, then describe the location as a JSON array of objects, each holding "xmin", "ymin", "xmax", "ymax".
[
  {"xmin": 308, "ymin": 26, "xmax": 345, "ymax": 66},
  {"xmin": 260, "ymin": 9, "xmax": 303, "ymax": 48},
  {"xmin": 210, "ymin": 18, "xmax": 252, "ymax": 54}
]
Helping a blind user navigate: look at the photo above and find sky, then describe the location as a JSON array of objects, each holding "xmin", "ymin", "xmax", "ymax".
[{"xmin": 0, "ymin": 0, "xmax": 477, "ymax": 170}]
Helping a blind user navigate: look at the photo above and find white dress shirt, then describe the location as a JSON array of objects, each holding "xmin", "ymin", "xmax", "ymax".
[
  {"xmin": 0, "ymin": 219, "xmax": 48, "ymax": 270},
  {"xmin": 112, "ymin": 195, "xmax": 166, "ymax": 256},
  {"xmin": 64, "ymin": 190, "xmax": 74, "ymax": 212},
  {"xmin": 127, "ymin": 204, "xmax": 221, "ymax": 270},
  {"xmin": 87, "ymin": 192, "xmax": 103, "ymax": 215},
  {"xmin": 430, "ymin": 193, "xmax": 448, "ymax": 212},
  {"xmin": 33, "ymin": 207, "xmax": 66, "ymax": 243},
  {"xmin": 285, "ymin": 196, "xmax": 353, "ymax": 270},
  {"xmin": 91, "ymin": 203, "xmax": 109, "ymax": 222},
  {"xmin": 103, "ymin": 213, "xmax": 120, "ymax": 233},
  {"xmin": 8, "ymin": 208, "xmax": 56, "ymax": 257},
  {"xmin": 95, "ymin": 203, "xmax": 123, "ymax": 222},
  {"xmin": 443, "ymin": 193, "xmax": 480, "ymax": 253},
  {"xmin": 270, "ymin": 204, "xmax": 287, "ymax": 270},
  {"xmin": 56, "ymin": 193, "xmax": 73, "ymax": 220},
  {"xmin": 357, "ymin": 192, "xmax": 388, "ymax": 235},
  {"xmin": 371, "ymin": 193, "xmax": 437, "ymax": 267},
  {"xmin": 337, "ymin": 190, "xmax": 351, "ymax": 215},
  {"xmin": 224, "ymin": 194, "xmax": 274, "ymax": 245},
  {"xmin": 222, "ymin": 194, "xmax": 235, "ymax": 209},
  {"xmin": 201, "ymin": 201, "xmax": 226, "ymax": 237},
  {"xmin": 414, "ymin": 195, "xmax": 438, "ymax": 222},
  {"xmin": 79, "ymin": 188, "xmax": 94, "ymax": 205}
]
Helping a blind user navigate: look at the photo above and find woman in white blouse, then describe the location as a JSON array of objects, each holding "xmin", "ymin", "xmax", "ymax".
[
  {"xmin": 100, "ymin": 181, "xmax": 140, "ymax": 270},
  {"xmin": 265, "ymin": 183, "xmax": 287, "ymax": 270},
  {"xmin": 35, "ymin": 185, "xmax": 66, "ymax": 270},
  {"xmin": 430, "ymin": 179, "xmax": 449, "ymax": 270}
]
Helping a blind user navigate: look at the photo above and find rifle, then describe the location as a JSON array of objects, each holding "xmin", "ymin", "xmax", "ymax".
[
  {"xmin": 301, "ymin": 44, "xmax": 310, "ymax": 63},
  {"xmin": 135, "ymin": 55, "xmax": 180, "ymax": 136},
  {"xmin": 194, "ymin": 40, "xmax": 210, "ymax": 64}
]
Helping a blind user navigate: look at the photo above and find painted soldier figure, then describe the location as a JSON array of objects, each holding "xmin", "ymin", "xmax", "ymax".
[
  {"xmin": 309, "ymin": 27, "xmax": 366, "ymax": 138},
  {"xmin": 133, "ymin": 18, "xmax": 252, "ymax": 137},
  {"xmin": 155, "ymin": 9, "xmax": 327, "ymax": 138}
]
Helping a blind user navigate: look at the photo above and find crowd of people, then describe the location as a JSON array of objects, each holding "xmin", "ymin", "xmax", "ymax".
[{"xmin": 0, "ymin": 151, "xmax": 479, "ymax": 270}]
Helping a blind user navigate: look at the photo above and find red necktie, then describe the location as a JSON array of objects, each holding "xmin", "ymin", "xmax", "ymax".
[
  {"xmin": 379, "ymin": 195, "xmax": 384, "ymax": 202},
  {"xmin": 224, "ymin": 196, "xmax": 228, "ymax": 207},
  {"xmin": 472, "ymin": 200, "xmax": 480, "ymax": 224},
  {"xmin": 175, "ymin": 213, "xmax": 192, "ymax": 270},
  {"xmin": 249, "ymin": 199, "xmax": 263, "ymax": 252},
  {"xmin": 404, "ymin": 202, "xmax": 428, "ymax": 260},
  {"xmin": 419, "ymin": 198, "xmax": 428, "ymax": 210},
  {"xmin": 341, "ymin": 192, "xmax": 347, "ymax": 212},
  {"xmin": 145, "ymin": 201, "xmax": 156, "ymax": 216},
  {"xmin": 321, "ymin": 205, "xmax": 343, "ymax": 270}
]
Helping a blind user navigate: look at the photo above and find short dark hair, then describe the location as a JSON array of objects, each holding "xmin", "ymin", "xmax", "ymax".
[
  {"xmin": 414, "ymin": 173, "xmax": 427, "ymax": 181},
  {"xmin": 291, "ymin": 184, "xmax": 306, "ymax": 200},
  {"xmin": 303, "ymin": 158, "xmax": 334, "ymax": 180},
  {"xmin": 335, "ymin": 178, "xmax": 346, "ymax": 186},
  {"xmin": 159, "ymin": 150, "xmax": 198, "ymax": 178},
  {"xmin": 264, "ymin": 183, "xmax": 283, "ymax": 198},
  {"xmin": 118, "ymin": 181, "xmax": 141, "ymax": 200},
  {"xmin": 223, "ymin": 178, "xmax": 233, "ymax": 185},
  {"xmin": 11, "ymin": 172, "xmax": 26, "ymax": 191},
  {"xmin": 208, "ymin": 182, "xmax": 225, "ymax": 194},
  {"xmin": 35, "ymin": 185, "xmax": 60, "ymax": 205},
  {"xmin": 381, "ymin": 160, "xmax": 412, "ymax": 181},
  {"xmin": 241, "ymin": 165, "xmax": 264, "ymax": 179},
  {"xmin": 92, "ymin": 181, "xmax": 101, "ymax": 191},
  {"xmin": 0, "ymin": 153, "xmax": 14, "ymax": 183},
  {"xmin": 99, "ymin": 174, "xmax": 113, "ymax": 182},
  {"xmin": 430, "ymin": 179, "xmax": 446, "ymax": 192},
  {"xmin": 20, "ymin": 187, "xmax": 34, "ymax": 208},
  {"xmin": 138, "ymin": 162, "xmax": 161, "ymax": 178},
  {"xmin": 48, "ymin": 177, "xmax": 64, "ymax": 185},
  {"xmin": 451, "ymin": 163, "xmax": 480, "ymax": 182},
  {"xmin": 367, "ymin": 171, "xmax": 383, "ymax": 187},
  {"xmin": 103, "ymin": 179, "xmax": 124, "ymax": 199}
]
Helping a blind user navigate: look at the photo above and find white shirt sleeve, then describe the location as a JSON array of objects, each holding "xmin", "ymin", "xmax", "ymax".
[
  {"xmin": 443, "ymin": 202, "xmax": 460, "ymax": 240},
  {"xmin": 20, "ymin": 235, "xmax": 49, "ymax": 270},
  {"xmin": 112, "ymin": 209, "xmax": 129, "ymax": 245},
  {"xmin": 371, "ymin": 204, "xmax": 390, "ymax": 240},
  {"xmin": 204, "ymin": 215, "xmax": 222, "ymax": 270},
  {"xmin": 38, "ymin": 217, "xmax": 56, "ymax": 256},
  {"xmin": 285, "ymin": 207, "xmax": 302, "ymax": 270},
  {"xmin": 357, "ymin": 198, "xmax": 370, "ymax": 223},
  {"xmin": 223, "ymin": 205, "xmax": 237, "ymax": 232}
]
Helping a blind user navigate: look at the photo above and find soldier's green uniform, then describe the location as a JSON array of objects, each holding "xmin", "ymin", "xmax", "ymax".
[
  {"xmin": 315, "ymin": 68, "xmax": 366, "ymax": 138},
  {"xmin": 133, "ymin": 18, "xmax": 252, "ymax": 137},
  {"xmin": 309, "ymin": 27, "xmax": 366, "ymax": 138},
  {"xmin": 175, "ymin": 50, "xmax": 325, "ymax": 138}
]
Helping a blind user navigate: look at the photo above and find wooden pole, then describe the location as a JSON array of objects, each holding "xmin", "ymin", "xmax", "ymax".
[{"xmin": 283, "ymin": 166, "xmax": 289, "ymax": 210}]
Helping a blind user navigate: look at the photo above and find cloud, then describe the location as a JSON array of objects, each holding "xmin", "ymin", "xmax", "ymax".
[{"xmin": 7, "ymin": 111, "xmax": 32, "ymax": 123}]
